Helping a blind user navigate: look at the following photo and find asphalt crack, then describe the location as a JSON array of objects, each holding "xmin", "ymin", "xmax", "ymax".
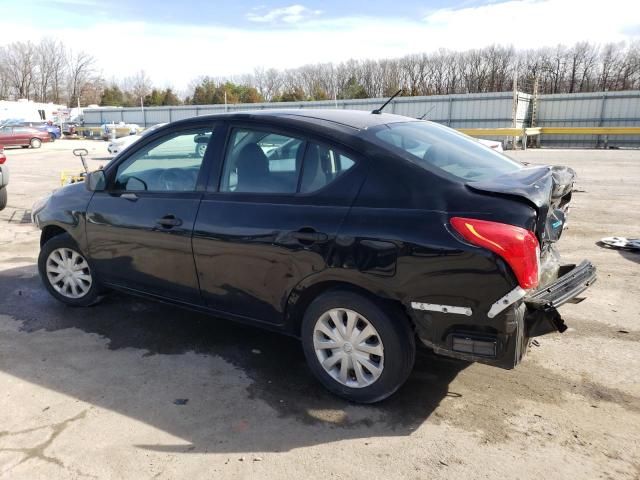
[{"xmin": 0, "ymin": 409, "xmax": 96, "ymax": 478}]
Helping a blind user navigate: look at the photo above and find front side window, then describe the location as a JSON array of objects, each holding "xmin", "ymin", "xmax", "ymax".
[
  {"xmin": 370, "ymin": 121, "xmax": 522, "ymax": 181},
  {"xmin": 221, "ymin": 128, "xmax": 304, "ymax": 193},
  {"xmin": 114, "ymin": 128, "xmax": 212, "ymax": 192}
]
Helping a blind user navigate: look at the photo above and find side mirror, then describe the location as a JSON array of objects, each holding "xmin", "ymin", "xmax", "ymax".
[{"xmin": 86, "ymin": 170, "xmax": 106, "ymax": 192}]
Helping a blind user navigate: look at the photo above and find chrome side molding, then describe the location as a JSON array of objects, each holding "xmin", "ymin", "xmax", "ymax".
[
  {"xmin": 487, "ymin": 287, "xmax": 527, "ymax": 318},
  {"xmin": 411, "ymin": 302, "xmax": 472, "ymax": 316}
]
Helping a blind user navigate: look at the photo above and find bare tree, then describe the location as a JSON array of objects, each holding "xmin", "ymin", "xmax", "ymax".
[
  {"xmin": 66, "ymin": 50, "xmax": 95, "ymax": 106},
  {"xmin": 126, "ymin": 70, "xmax": 152, "ymax": 102},
  {"xmin": 33, "ymin": 38, "xmax": 66, "ymax": 102},
  {"xmin": 1, "ymin": 36, "xmax": 638, "ymax": 105},
  {"xmin": 3, "ymin": 41, "xmax": 35, "ymax": 99},
  {"xmin": 599, "ymin": 43, "xmax": 622, "ymax": 90}
]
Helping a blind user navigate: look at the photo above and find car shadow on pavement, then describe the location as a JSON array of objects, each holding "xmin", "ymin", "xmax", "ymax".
[{"xmin": 0, "ymin": 264, "xmax": 468, "ymax": 454}]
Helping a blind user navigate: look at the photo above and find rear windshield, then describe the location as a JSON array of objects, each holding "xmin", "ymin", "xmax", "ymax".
[{"xmin": 370, "ymin": 121, "xmax": 522, "ymax": 181}]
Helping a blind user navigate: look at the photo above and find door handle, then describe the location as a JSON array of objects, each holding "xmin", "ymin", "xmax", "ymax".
[
  {"xmin": 156, "ymin": 215, "xmax": 183, "ymax": 228},
  {"xmin": 121, "ymin": 193, "xmax": 138, "ymax": 201},
  {"xmin": 290, "ymin": 229, "xmax": 328, "ymax": 244}
]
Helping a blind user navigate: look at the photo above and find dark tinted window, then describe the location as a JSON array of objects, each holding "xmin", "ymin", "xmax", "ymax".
[
  {"xmin": 221, "ymin": 128, "xmax": 304, "ymax": 193},
  {"xmin": 372, "ymin": 121, "xmax": 521, "ymax": 181},
  {"xmin": 300, "ymin": 143, "xmax": 355, "ymax": 193}
]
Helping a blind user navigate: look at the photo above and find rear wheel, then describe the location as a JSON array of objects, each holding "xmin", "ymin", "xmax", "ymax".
[
  {"xmin": 30, "ymin": 138, "xmax": 42, "ymax": 149},
  {"xmin": 195, "ymin": 143, "xmax": 207, "ymax": 157},
  {"xmin": 38, "ymin": 233, "xmax": 101, "ymax": 307},
  {"xmin": 0, "ymin": 187, "xmax": 6, "ymax": 211},
  {"xmin": 301, "ymin": 290, "xmax": 415, "ymax": 403}
]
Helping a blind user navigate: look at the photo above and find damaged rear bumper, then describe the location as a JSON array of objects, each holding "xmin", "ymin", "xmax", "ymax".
[
  {"xmin": 524, "ymin": 260, "xmax": 597, "ymax": 337},
  {"xmin": 411, "ymin": 260, "xmax": 596, "ymax": 369}
]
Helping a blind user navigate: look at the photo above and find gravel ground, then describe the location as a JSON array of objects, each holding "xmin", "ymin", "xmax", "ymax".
[{"xmin": 0, "ymin": 140, "xmax": 638, "ymax": 479}]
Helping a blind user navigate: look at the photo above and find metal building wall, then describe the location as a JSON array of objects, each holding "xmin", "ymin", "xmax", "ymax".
[
  {"xmin": 83, "ymin": 92, "xmax": 524, "ymax": 129},
  {"xmin": 536, "ymin": 91, "xmax": 640, "ymax": 147},
  {"xmin": 82, "ymin": 90, "xmax": 639, "ymax": 148}
]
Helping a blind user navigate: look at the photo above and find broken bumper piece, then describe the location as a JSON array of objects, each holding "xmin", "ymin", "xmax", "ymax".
[{"xmin": 525, "ymin": 260, "xmax": 597, "ymax": 337}]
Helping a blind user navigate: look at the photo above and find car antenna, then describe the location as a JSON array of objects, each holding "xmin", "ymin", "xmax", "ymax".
[
  {"xmin": 371, "ymin": 89, "xmax": 403, "ymax": 115},
  {"xmin": 418, "ymin": 105, "xmax": 436, "ymax": 120}
]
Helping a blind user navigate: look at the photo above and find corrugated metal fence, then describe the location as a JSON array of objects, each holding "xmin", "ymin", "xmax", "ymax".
[
  {"xmin": 536, "ymin": 91, "xmax": 640, "ymax": 147},
  {"xmin": 83, "ymin": 90, "xmax": 640, "ymax": 148}
]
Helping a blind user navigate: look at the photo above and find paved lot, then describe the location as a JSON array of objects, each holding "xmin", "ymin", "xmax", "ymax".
[{"xmin": 0, "ymin": 140, "xmax": 639, "ymax": 479}]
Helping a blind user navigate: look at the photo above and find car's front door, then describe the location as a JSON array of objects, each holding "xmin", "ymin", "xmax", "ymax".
[
  {"xmin": 86, "ymin": 125, "xmax": 214, "ymax": 304},
  {"xmin": 14, "ymin": 128, "xmax": 33, "ymax": 145},
  {"xmin": 193, "ymin": 124, "xmax": 365, "ymax": 324}
]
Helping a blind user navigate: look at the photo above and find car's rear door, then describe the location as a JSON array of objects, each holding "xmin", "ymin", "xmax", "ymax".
[
  {"xmin": 85, "ymin": 123, "xmax": 216, "ymax": 304},
  {"xmin": 192, "ymin": 122, "xmax": 365, "ymax": 325}
]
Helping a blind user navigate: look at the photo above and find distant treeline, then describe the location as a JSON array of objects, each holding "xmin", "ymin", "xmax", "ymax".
[{"xmin": 1, "ymin": 39, "xmax": 638, "ymax": 107}]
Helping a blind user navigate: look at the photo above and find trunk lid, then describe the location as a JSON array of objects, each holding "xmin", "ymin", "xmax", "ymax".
[{"xmin": 466, "ymin": 165, "xmax": 575, "ymax": 246}]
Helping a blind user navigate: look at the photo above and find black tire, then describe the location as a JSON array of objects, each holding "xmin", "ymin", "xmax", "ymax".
[
  {"xmin": 30, "ymin": 138, "xmax": 42, "ymax": 149},
  {"xmin": 195, "ymin": 143, "xmax": 207, "ymax": 157},
  {"xmin": 38, "ymin": 232, "xmax": 102, "ymax": 307},
  {"xmin": 301, "ymin": 290, "xmax": 415, "ymax": 403},
  {"xmin": 0, "ymin": 187, "xmax": 6, "ymax": 211}
]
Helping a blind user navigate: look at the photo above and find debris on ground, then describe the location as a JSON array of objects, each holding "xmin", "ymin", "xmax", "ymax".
[{"xmin": 599, "ymin": 237, "xmax": 640, "ymax": 251}]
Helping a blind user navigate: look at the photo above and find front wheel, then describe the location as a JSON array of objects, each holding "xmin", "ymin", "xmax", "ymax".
[
  {"xmin": 301, "ymin": 290, "xmax": 415, "ymax": 403},
  {"xmin": 38, "ymin": 233, "xmax": 102, "ymax": 307},
  {"xmin": 0, "ymin": 187, "xmax": 6, "ymax": 211},
  {"xmin": 30, "ymin": 138, "xmax": 42, "ymax": 149}
]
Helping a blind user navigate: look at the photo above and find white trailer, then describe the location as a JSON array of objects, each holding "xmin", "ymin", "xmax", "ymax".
[{"xmin": 0, "ymin": 99, "xmax": 66, "ymax": 123}]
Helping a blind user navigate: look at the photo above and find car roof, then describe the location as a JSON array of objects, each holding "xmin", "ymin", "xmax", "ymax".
[{"xmin": 183, "ymin": 109, "xmax": 415, "ymax": 131}]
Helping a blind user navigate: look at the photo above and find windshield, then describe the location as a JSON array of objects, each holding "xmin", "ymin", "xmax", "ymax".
[{"xmin": 370, "ymin": 121, "xmax": 522, "ymax": 181}]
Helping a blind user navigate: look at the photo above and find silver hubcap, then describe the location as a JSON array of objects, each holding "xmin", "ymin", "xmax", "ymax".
[
  {"xmin": 313, "ymin": 308, "xmax": 384, "ymax": 388},
  {"xmin": 46, "ymin": 248, "xmax": 92, "ymax": 299}
]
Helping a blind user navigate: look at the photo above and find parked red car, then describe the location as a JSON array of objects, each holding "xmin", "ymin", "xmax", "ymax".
[
  {"xmin": 0, "ymin": 144, "xmax": 7, "ymax": 210},
  {"xmin": 0, "ymin": 126, "xmax": 51, "ymax": 148}
]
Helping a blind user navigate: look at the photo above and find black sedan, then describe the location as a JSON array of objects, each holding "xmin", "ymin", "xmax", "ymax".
[{"xmin": 32, "ymin": 110, "xmax": 596, "ymax": 403}]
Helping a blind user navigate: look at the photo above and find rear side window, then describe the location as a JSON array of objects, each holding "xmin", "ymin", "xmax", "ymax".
[
  {"xmin": 221, "ymin": 128, "xmax": 304, "ymax": 193},
  {"xmin": 371, "ymin": 121, "xmax": 521, "ymax": 181},
  {"xmin": 300, "ymin": 144, "xmax": 355, "ymax": 193},
  {"xmin": 220, "ymin": 127, "xmax": 355, "ymax": 194}
]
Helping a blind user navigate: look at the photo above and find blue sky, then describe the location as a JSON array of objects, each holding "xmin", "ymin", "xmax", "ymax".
[
  {"xmin": 4, "ymin": 0, "xmax": 465, "ymax": 27},
  {"xmin": 2, "ymin": 0, "xmax": 638, "ymax": 91}
]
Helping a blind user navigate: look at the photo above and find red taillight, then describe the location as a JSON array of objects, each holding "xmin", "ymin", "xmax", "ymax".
[
  {"xmin": 0, "ymin": 146, "xmax": 5, "ymax": 164},
  {"xmin": 450, "ymin": 217, "xmax": 539, "ymax": 289}
]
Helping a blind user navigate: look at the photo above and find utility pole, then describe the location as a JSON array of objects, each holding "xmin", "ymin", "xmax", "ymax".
[
  {"xmin": 511, "ymin": 60, "xmax": 519, "ymax": 149},
  {"xmin": 140, "ymin": 97, "xmax": 145, "ymax": 127},
  {"xmin": 531, "ymin": 76, "xmax": 540, "ymax": 148},
  {"xmin": 531, "ymin": 76, "xmax": 539, "ymax": 127}
]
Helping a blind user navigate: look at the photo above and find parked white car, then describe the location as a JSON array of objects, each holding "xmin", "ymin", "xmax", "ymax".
[
  {"xmin": 478, "ymin": 138, "xmax": 504, "ymax": 152},
  {"xmin": 107, "ymin": 123, "xmax": 166, "ymax": 156}
]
